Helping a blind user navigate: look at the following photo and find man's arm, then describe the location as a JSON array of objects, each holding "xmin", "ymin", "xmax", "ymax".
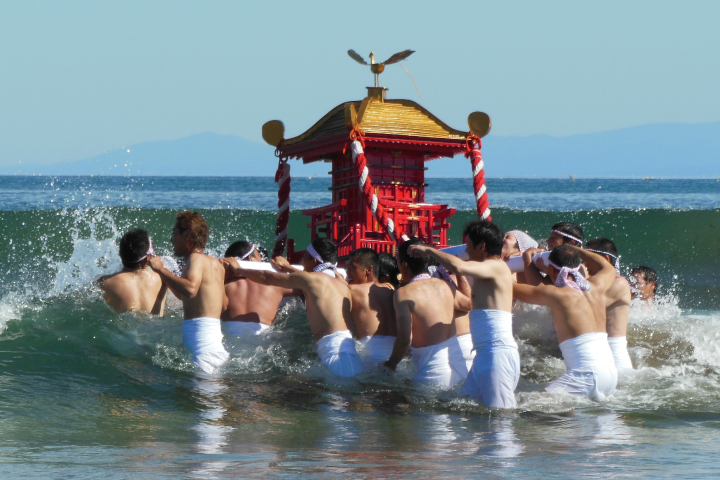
[
  {"xmin": 452, "ymin": 275, "xmax": 472, "ymax": 313},
  {"xmin": 522, "ymin": 248, "xmax": 551, "ymax": 286},
  {"xmin": 513, "ymin": 283, "xmax": 553, "ymax": 307},
  {"xmin": 384, "ymin": 293, "xmax": 413, "ymax": 371},
  {"xmin": 572, "ymin": 247, "xmax": 616, "ymax": 292},
  {"xmin": 408, "ymin": 244, "xmax": 500, "ymax": 279},
  {"xmin": 149, "ymin": 254, "xmax": 204, "ymax": 298},
  {"xmin": 222, "ymin": 257, "xmax": 309, "ymax": 291}
]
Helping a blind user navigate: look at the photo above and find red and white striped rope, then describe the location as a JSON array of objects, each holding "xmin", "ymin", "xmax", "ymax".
[
  {"xmin": 350, "ymin": 140, "xmax": 409, "ymax": 244},
  {"xmin": 272, "ymin": 160, "xmax": 291, "ymax": 257},
  {"xmin": 466, "ymin": 137, "xmax": 492, "ymax": 221}
]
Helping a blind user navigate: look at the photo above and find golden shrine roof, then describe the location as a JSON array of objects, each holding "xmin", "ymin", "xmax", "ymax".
[{"xmin": 281, "ymin": 97, "xmax": 469, "ymax": 147}]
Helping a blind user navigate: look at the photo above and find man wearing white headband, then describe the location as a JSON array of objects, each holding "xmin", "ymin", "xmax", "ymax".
[
  {"xmin": 513, "ymin": 245, "xmax": 618, "ymax": 400},
  {"xmin": 526, "ymin": 222, "xmax": 586, "ymax": 286},
  {"xmin": 585, "ymin": 237, "xmax": 633, "ymax": 371},
  {"xmin": 98, "ymin": 228, "xmax": 168, "ymax": 315},
  {"xmin": 547, "ymin": 222, "xmax": 584, "ymax": 249},
  {"xmin": 221, "ymin": 240, "xmax": 298, "ymax": 338},
  {"xmin": 345, "ymin": 248, "xmax": 397, "ymax": 369},
  {"xmin": 149, "ymin": 212, "xmax": 229, "ymax": 375},
  {"xmin": 410, "ymin": 221, "xmax": 519, "ymax": 408},
  {"xmin": 224, "ymin": 238, "xmax": 364, "ymax": 378},
  {"xmin": 384, "ymin": 238, "xmax": 471, "ymax": 389}
]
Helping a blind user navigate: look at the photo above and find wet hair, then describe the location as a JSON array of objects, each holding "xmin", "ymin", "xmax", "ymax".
[
  {"xmin": 225, "ymin": 240, "xmax": 254, "ymax": 259},
  {"xmin": 378, "ymin": 252, "xmax": 400, "ymax": 288},
  {"xmin": 119, "ymin": 228, "xmax": 150, "ymax": 269},
  {"xmin": 552, "ymin": 222, "xmax": 584, "ymax": 245},
  {"xmin": 397, "ymin": 238, "xmax": 432, "ymax": 276},
  {"xmin": 311, "ymin": 237, "xmax": 338, "ymax": 264},
  {"xmin": 463, "ymin": 220, "xmax": 504, "ymax": 256},
  {"xmin": 256, "ymin": 245, "xmax": 269, "ymax": 262},
  {"xmin": 348, "ymin": 248, "xmax": 380, "ymax": 279},
  {"xmin": 586, "ymin": 237, "xmax": 619, "ymax": 267},
  {"xmin": 175, "ymin": 211, "xmax": 208, "ymax": 249},
  {"xmin": 631, "ymin": 266, "xmax": 658, "ymax": 293},
  {"xmin": 548, "ymin": 245, "xmax": 582, "ymax": 269}
]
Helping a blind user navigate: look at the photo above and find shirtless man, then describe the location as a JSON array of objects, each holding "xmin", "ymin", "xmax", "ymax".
[
  {"xmin": 525, "ymin": 221, "xmax": 586, "ymax": 286},
  {"xmin": 586, "ymin": 237, "xmax": 633, "ymax": 370},
  {"xmin": 98, "ymin": 228, "xmax": 167, "ymax": 315},
  {"xmin": 630, "ymin": 266, "xmax": 658, "ymax": 303},
  {"xmin": 149, "ymin": 212, "xmax": 229, "ymax": 374},
  {"xmin": 223, "ymin": 238, "xmax": 364, "ymax": 377},
  {"xmin": 384, "ymin": 238, "xmax": 471, "ymax": 389},
  {"xmin": 411, "ymin": 221, "xmax": 519, "ymax": 408},
  {"xmin": 547, "ymin": 221, "xmax": 584, "ymax": 249},
  {"xmin": 513, "ymin": 245, "xmax": 618, "ymax": 400},
  {"xmin": 221, "ymin": 240, "xmax": 296, "ymax": 337},
  {"xmin": 345, "ymin": 248, "xmax": 397, "ymax": 368}
]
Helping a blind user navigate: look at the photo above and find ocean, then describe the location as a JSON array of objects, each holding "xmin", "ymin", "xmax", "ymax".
[{"xmin": 1, "ymin": 176, "xmax": 719, "ymax": 478}]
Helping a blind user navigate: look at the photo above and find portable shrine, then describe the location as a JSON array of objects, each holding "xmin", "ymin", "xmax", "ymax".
[{"xmin": 261, "ymin": 50, "xmax": 492, "ymax": 263}]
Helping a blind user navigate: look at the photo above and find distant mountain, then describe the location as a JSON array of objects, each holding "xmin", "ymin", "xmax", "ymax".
[
  {"xmin": 429, "ymin": 121, "xmax": 720, "ymax": 178},
  {"xmin": 2, "ymin": 122, "xmax": 719, "ymax": 177},
  {"xmin": 0, "ymin": 133, "xmax": 331, "ymax": 177}
]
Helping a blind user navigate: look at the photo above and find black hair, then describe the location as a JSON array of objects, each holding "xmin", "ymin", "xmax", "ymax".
[
  {"xmin": 119, "ymin": 228, "xmax": 151, "ymax": 269},
  {"xmin": 548, "ymin": 244, "xmax": 582, "ymax": 269},
  {"xmin": 348, "ymin": 248, "xmax": 380, "ymax": 279},
  {"xmin": 378, "ymin": 252, "xmax": 400, "ymax": 288},
  {"xmin": 463, "ymin": 220, "xmax": 504, "ymax": 256},
  {"xmin": 311, "ymin": 237, "xmax": 338, "ymax": 264},
  {"xmin": 256, "ymin": 245, "xmax": 269, "ymax": 262},
  {"xmin": 586, "ymin": 237, "xmax": 619, "ymax": 267},
  {"xmin": 630, "ymin": 265, "xmax": 658, "ymax": 293},
  {"xmin": 225, "ymin": 240, "xmax": 255, "ymax": 259},
  {"xmin": 397, "ymin": 238, "xmax": 432, "ymax": 276},
  {"xmin": 552, "ymin": 222, "xmax": 584, "ymax": 245}
]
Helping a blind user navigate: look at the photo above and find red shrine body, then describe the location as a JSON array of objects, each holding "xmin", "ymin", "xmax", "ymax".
[{"xmin": 264, "ymin": 90, "xmax": 489, "ymax": 263}]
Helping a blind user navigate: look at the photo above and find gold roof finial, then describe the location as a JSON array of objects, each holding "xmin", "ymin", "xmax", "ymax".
[{"xmin": 347, "ymin": 49, "xmax": 415, "ymax": 88}]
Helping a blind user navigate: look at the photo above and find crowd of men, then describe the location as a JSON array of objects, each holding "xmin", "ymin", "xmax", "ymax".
[{"xmin": 97, "ymin": 211, "xmax": 659, "ymax": 408}]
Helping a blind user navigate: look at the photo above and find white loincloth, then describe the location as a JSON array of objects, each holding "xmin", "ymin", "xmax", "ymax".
[
  {"xmin": 316, "ymin": 330, "xmax": 365, "ymax": 377},
  {"xmin": 547, "ymin": 332, "xmax": 618, "ymax": 400},
  {"xmin": 182, "ymin": 317, "xmax": 230, "ymax": 374},
  {"xmin": 411, "ymin": 336, "xmax": 468, "ymax": 388},
  {"xmin": 356, "ymin": 335, "xmax": 396, "ymax": 368},
  {"xmin": 222, "ymin": 321, "xmax": 270, "ymax": 337},
  {"xmin": 457, "ymin": 333, "xmax": 476, "ymax": 372},
  {"xmin": 460, "ymin": 309, "xmax": 520, "ymax": 409},
  {"xmin": 608, "ymin": 336, "xmax": 633, "ymax": 370}
]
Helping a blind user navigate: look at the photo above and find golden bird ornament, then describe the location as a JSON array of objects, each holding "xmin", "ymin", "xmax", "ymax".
[{"xmin": 347, "ymin": 49, "xmax": 415, "ymax": 87}]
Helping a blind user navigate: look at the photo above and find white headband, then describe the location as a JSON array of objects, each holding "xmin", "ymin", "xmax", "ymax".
[
  {"xmin": 240, "ymin": 244, "xmax": 256, "ymax": 260},
  {"xmin": 135, "ymin": 238, "xmax": 155, "ymax": 263},
  {"xmin": 307, "ymin": 244, "xmax": 337, "ymax": 273},
  {"xmin": 586, "ymin": 248, "xmax": 621, "ymax": 272},
  {"xmin": 552, "ymin": 229, "xmax": 583, "ymax": 245}
]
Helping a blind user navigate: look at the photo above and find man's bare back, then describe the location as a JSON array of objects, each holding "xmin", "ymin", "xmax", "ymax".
[
  {"xmin": 514, "ymin": 246, "xmax": 617, "ymax": 343},
  {"xmin": 348, "ymin": 282, "xmax": 396, "ymax": 339},
  {"xmin": 98, "ymin": 268, "xmax": 167, "ymax": 315},
  {"xmin": 151, "ymin": 252, "xmax": 225, "ymax": 319},
  {"xmin": 396, "ymin": 277, "xmax": 456, "ymax": 348},
  {"xmin": 225, "ymin": 257, "xmax": 352, "ymax": 340},
  {"xmin": 223, "ymin": 277, "xmax": 294, "ymax": 325},
  {"xmin": 604, "ymin": 276, "xmax": 631, "ymax": 337}
]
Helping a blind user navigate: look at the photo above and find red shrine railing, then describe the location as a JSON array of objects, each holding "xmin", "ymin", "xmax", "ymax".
[{"xmin": 286, "ymin": 199, "xmax": 455, "ymax": 264}]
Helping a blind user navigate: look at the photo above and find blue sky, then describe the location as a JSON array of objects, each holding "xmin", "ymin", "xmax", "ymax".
[{"xmin": 0, "ymin": 1, "xmax": 718, "ymax": 167}]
